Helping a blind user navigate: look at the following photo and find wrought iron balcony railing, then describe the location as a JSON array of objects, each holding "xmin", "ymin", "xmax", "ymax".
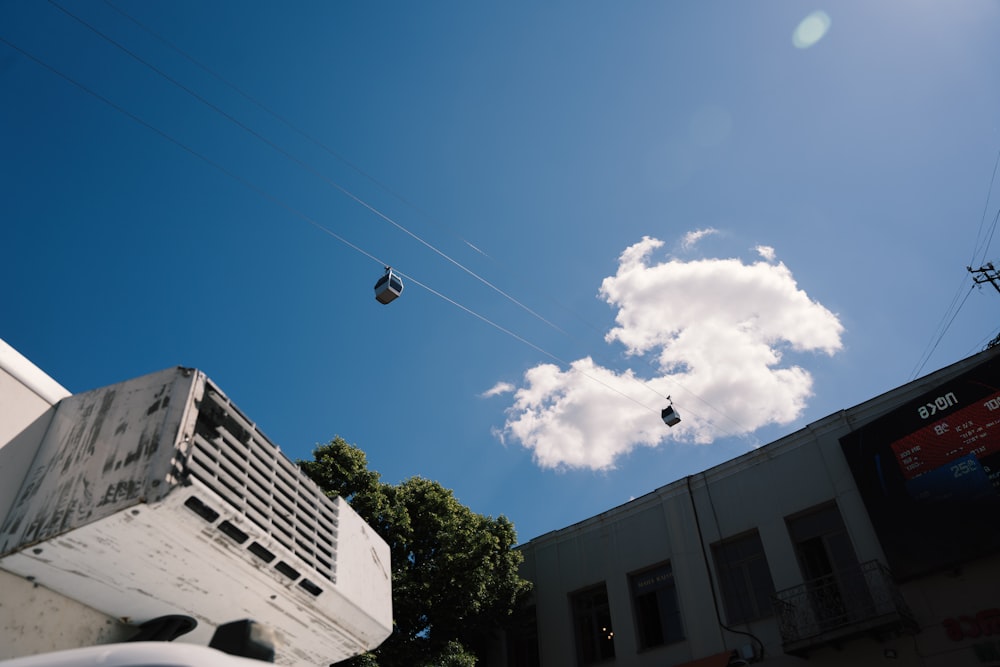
[{"xmin": 772, "ymin": 560, "xmax": 918, "ymax": 655}]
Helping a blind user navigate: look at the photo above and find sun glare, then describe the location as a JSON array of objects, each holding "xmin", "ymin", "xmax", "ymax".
[{"xmin": 792, "ymin": 11, "xmax": 832, "ymax": 49}]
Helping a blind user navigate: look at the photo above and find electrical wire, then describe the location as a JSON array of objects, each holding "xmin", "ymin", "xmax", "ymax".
[
  {"xmin": 970, "ymin": 148, "xmax": 1000, "ymax": 269},
  {"xmin": 83, "ymin": 0, "xmax": 721, "ymax": 417},
  {"xmin": 47, "ymin": 0, "xmax": 567, "ymax": 338},
  {"xmin": 911, "ymin": 145, "xmax": 1000, "ymax": 380},
  {"xmin": 909, "ymin": 283, "xmax": 976, "ymax": 381},
  {"xmin": 47, "ymin": 2, "xmax": 745, "ymax": 427},
  {"xmin": 77, "ymin": 0, "xmax": 767, "ymax": 438},
  {"xmin": 398, "ymin": 270, "xmax": 676, "ymax": 415},
  {"xmin": 967, "ymin": 325, "xmax": 1000, "ymax": 357},
  {"xmin": 0, "ymin": 32, "xmax": 671, "ymax": 421},
  {"xmin": 102, "ymin": 0, "xmax": 490, "ymax": 262},
  {"xmin": 5, "ymin": 8, "xmax": 767, "ymax": 443}
]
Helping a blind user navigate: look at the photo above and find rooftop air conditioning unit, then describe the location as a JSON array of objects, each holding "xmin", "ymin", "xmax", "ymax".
[{"xmin": 0, "ymin": 367, "xmax": 392, "ymax": 666}]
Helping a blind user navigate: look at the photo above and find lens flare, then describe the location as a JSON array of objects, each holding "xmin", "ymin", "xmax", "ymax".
[{"xmin": 792, "ymin": 11, "xmax": 831, "ymax": 49}]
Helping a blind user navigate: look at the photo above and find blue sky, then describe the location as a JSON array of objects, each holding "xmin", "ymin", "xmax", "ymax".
[{"xmin": 3, "ymin": 1, "xmax": 1000, "ymax": 543}]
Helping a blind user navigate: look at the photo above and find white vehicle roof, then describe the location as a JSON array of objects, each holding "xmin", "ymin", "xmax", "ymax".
[{"xmin": 0, "ymin": 642, "xmax": 268, "ymax": 667}]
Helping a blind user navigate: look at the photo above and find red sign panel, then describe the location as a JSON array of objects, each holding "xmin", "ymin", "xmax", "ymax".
[{"xmin": 890, "ymin": 391, "xmax": 1000, "ymax": 481}]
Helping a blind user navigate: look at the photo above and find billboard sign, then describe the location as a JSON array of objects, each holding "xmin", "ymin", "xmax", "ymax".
[{"xmin": 839, "ymin": 354, "xmax": 1000, "ymax": 580}]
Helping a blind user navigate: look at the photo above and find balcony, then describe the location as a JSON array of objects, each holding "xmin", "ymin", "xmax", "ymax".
[{"xmin": 772, "ymin": 560, "xmax": 918, "ymax": 656}]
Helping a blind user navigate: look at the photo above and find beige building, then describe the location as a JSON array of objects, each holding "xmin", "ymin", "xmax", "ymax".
[{"xmin": 496, "ymin": 349, "xmax": 1000, "ymax": 667}]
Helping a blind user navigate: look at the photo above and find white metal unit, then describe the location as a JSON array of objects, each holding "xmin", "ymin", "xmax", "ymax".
[{"xmin": 0, "ymin": 367, "xmax": 392, "ymax": 666}]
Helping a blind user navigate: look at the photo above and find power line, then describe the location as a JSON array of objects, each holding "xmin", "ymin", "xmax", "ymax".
[
  {"xmin": 46, "ymin": 2, "xmax": 701, "ymax": 414},
  {"xmin": 64, "ymin": 0, "xmax": 757, "ymax": 432},
  {"xmin": 911, "ymin": 144, "xmax": 1000, "ymax": 380},
  {"xmin": 0, "ymin": 32, "xmax": 676, "ymax": 422},
  {"xmin": 2, "ymin": 17, "xmax": 757, "ymax": 443},
  {"xmin": 102, "ymin": 0, "xmax": 491, "ymax": 262},
  {"xmin": 47, "ymin": 0, "xmax": 567, "ymax": 338},
  {"xmin": 909, "ymin": 282, "xmax": 975, "ymax": 381},
  {"xmin": 970, "ymin": 147, "xmax": 1000, "ymax": 268},
  {"xmin": 103, "ymin": 0, "xmax": 717, "ymax": 420}
]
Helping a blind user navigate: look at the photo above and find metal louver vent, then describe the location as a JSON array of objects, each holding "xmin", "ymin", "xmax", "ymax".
[
  {"xmin": 0, "ymin": 366, "xmax": 393, "ymax": 665},
  {"xmin": 187, "ymin": 384, "xmax": 339, "ymax": 585}
]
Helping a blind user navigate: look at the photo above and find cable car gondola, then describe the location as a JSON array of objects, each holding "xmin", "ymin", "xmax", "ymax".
[
  {"xmin": 374, "ymin": 267, "xmax": 403, "ymax": 304},
  {"xmin": 661, "ymin": 396, "xmax": 681, "ymax": 427}
]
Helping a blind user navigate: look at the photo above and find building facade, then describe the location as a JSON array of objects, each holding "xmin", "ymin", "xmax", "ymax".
[{"xmin": 494, "ymin": 349, "xmax": 1000, "ymax": 667}]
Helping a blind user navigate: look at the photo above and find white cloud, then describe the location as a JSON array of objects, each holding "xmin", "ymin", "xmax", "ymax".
[
  {"xmin": 756, "ymin": 245, "xmax": 776, "ymax": 262},
  {"xmin": 681, "ymin": 228, "xmax": 718, "ymax": 250},
  {"xmin": 496, "ymin": 234, "xmax": 844, "ymax": 471},
  {"xmin": 481, "ymin": 381, "xmax": 515, "ymax": 398},
  {"xmin": 503, "ymin": 358, "xmax": 668, "ymax": 470}
]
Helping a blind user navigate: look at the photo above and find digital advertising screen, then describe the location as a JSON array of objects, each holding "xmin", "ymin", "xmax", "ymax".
[{"xmin": 839, "ymin": 354, "xmax": 1000, "ymax": 581}]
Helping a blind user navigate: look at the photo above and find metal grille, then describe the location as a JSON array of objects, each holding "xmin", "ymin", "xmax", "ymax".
[
  {"xmin": 772, "ymin": 560, "xmax": 917, "ymax": 650},
  {"xmin": 186, "ymin": 384, "xmax": 339, "ymax": 585}
]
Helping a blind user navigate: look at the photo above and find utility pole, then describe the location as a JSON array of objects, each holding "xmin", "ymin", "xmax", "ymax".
[
  {"xmin": 968, "ymin": 263, "xmax": 1000, "ymax": 294},
  {"xmin": 969, "ymin": 263, "xmax": 1000, "ymax": 348}
]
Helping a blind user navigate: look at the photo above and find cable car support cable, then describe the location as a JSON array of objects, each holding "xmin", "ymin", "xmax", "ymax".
[
  {"xmin": 46, "ymin": 0, "xmax": 755, "ymax": 434},
  {"xmin": 47, "ymin": 0, "xmax": 566, "ymax": 337},
  {"xmin": 0, "ymin": 28, "xmax": 752, "ymax": 441}
]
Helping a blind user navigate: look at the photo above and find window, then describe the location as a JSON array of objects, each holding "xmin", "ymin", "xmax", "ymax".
[
  {"xmin": 630, "ymin": 562, "xmax": 684, "ymax": 649},
  {"xmin": 712, "ymin": 530, "xmax": 776, "ymax": 624},
  {"xmin": 570, "ymin": 584, "xmax": 615, "ymax": 665},
  {"xmin": 786, "ymin": 502, "xmax": 860, "ymax": 581},
  {"xmin": 786, "ymin": 502, "xmax": 872, "ymax": 629}
]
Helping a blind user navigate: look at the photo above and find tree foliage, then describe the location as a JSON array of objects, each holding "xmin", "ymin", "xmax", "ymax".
[{"xmin": 300, "ymin": 437, "xmax": 531, "ymax": 667}]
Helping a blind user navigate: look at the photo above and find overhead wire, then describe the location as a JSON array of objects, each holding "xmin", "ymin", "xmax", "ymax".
[
  {"xmin": 49, "ymin": 1, "xmax": 698, "ymax": 415},
  {"xmin": 0, "ymin": 31, "xmax": 669, "ymax": 420},
  {"xmin": 102, "ymin": 0, "xmax": 491, "ymax": 262},
  {"xmin": 398, "ymin": 270, "xmax": 676, "ymax": 415},
  {"xmin": 91, "ymin": 0, "xmax": 719, "ymax": 417},
  {"xmin": 47, "ymin": 0, "xmax": 567, "ymax": 337},
  {"xmin": 911, "ymin": 145, "xmax": 1000, "ymax": 380},
  {"xmin": 970, "ymin": 148, "xmax": 1000, "ymax": 268},
  {"xmin": 0, "ymin": 35, "xmax": 383, "ymax": 267},
  {"xmin": 59, "ymin": 0, "xmax": 693, "ymax": 419},
  {"xmin": 7, "ymin": 5, "xmax": 760, "ymax": 442},
  {"xmin": 89, "ymin": 0, "xmax": 756, "ymax": 439},
  {"xmin": 909, "ymin": 283, "xmax": 976, "ymax": 381},
  {"xmin": 968, "ymin": 325, "xmax": 1000, "ymax": 356}
]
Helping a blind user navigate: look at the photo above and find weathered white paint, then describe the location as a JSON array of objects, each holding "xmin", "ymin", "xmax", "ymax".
[
  {"xmin": 0, "ymin": 486, "xmax": 388, "ymax": 665},
  {"xmin": 0, "ymin": 339, "xmax": 71, "ymax": 528},
  {"xmin": 0, "ymin": 356, "xmax": 391, "ymax": 665},
  {"xmin": 0, "ymin": 569, "xmax": 133, "ymax": 659},
  {"xmin": 0, "ymin": 339, "xmax": 129, "ymax": 659}
]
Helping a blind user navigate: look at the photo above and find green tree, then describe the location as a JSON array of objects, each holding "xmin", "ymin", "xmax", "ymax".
[{"xmin": 300, "ymin": 438, "xmax": 531, "ymax": 667}]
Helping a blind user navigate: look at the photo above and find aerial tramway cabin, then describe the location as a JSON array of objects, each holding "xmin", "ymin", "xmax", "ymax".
[{"xmin": 374, "ymin": 267, "xmax": 403, "ymax": 305}]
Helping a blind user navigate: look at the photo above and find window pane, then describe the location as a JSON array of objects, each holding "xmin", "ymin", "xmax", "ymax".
[
  {"xmin": 570, "ymin": 584, "xmax": 615, "ymax": 665},
  {"xmin": 635, "ymin": 591, "xmax": 664, "ymax": 647},
  {"xmin": 712, "ymin": 531, "xmax": 776, "ymax": 624},
  {"xmin": 629, "ymin": 562, "xmax": 684, "ymax": 650}
]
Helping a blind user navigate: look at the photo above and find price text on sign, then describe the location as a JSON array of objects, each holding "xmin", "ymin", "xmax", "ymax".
[{"xmin": 891, "ymin": 391, "xmax": 1000, "ymax": 481}]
